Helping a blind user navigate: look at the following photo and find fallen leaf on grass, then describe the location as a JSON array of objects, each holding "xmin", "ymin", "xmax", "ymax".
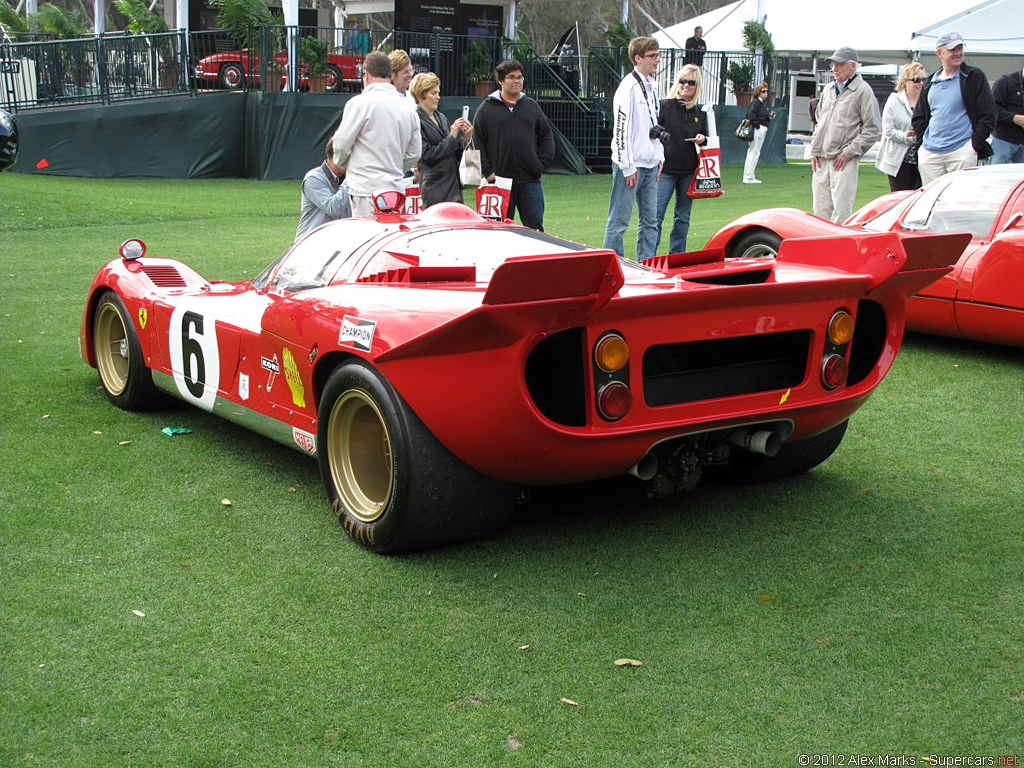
[
  {"xmin": 132, "ymin": 610, "xmax": 145, "ymax": 618},
  {"xmin": 559, "ymin": 698, "xmax": 578, "ymax": 706},
  {"xmin": 816, "ymin": 635, "xmax": 829, "ymax": 642},
  {"xmin": 577, "ymin": 592, "xmax": 586, "ymax": 597},
  {"xmin": 614, "ymin": 658, "xmax": 643, "ymax": 667},
  {"xmin": 287, "ymin": 486, "xmax": 297, "ymax": 493},
  {"xmin": 221, "ymin": 498, "xmax": 232, "ymax": 507},
  {"xmin": 759, "ymin": 595, "xmax": 776, "ymax": 601},
  {"xmin": 92, "ymin": 430, "xmax": 102, "ymax": 435},
  {"xmin": 518, "ymin": 644, "xmax": 530, "ymax": 651},
  {"xmin": 507, "ymin": 734, "xmax": 523, "ymax": 751},
  {"xmin": 118, "ymin": 440, "xmax": 133, "ymax": 446},
  {"xmin": 42, "ymin": 414, "xmax": 49, "ymax": 419}
]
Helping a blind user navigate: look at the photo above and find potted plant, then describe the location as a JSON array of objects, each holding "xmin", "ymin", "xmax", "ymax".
[
  {"xmin": 464, "ymin": 40, "xmax": 494, "ymax": 97},
  {"xmin": 742, "ymin": 18, "xmax": 776, "ymax": 97},
  {"xmin": 727, "ymin": 60, "xmax": 755, "ymax": 105},
  {"xmin": 300, "ymin": 35, "xmax": 330, "ymax": 92}
]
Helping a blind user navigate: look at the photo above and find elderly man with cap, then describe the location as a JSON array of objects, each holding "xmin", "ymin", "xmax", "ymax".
[
  {"xmin": 809, "ymin": 47, "xmax": 880, "ymax": 223},
  {"xmin": 912, "ymin": 31, "xmax": 996, "ymax": 184}
]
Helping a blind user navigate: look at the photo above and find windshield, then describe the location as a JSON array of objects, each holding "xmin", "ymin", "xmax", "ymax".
[
  {"xmin": 270, "ymin": 221, "xmax": 389, "ymax": 292},
  {"xmin": 361, "ymin": 226, "xmax": 589, "ymax": 282},
  {"xmin": 900, "ymin": 170, "xmax": 1020, "ymax": 238},
  {"xmin": 860, "ymin": 195, "xmax": 917, "ymax": 233}
]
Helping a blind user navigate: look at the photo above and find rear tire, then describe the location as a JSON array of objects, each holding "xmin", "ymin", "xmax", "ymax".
[
  {"xmin": 713, "ymin": 420, "xmax": 849, "ymax": 484},
  {"xmin": 317, "ymin": 360, "xmax": 516, "ymax": 553},
  {"xmin": 325, "ymin": 64, "xmax": 342, "ymax": 93},
  {"xmin": 218, "ymin": 62, "xmax": 243, "ymax": 89},
  {"xmin": 729, "ymin": 229, "xmax": 782, "ymax": 259},
  {"xmin": 92, "ymin": 291, "xmax": 160, "ymax": 411}
]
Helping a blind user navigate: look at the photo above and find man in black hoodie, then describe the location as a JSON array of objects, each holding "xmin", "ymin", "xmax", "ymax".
[{"xmin": 472, "ymin": 59, "xmax": 555, "ymax": 230}]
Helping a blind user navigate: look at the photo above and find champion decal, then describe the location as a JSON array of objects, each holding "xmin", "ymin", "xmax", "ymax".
[{"xmin": 339, "ymin": 315, "xmax": 377, "ymax": 353}]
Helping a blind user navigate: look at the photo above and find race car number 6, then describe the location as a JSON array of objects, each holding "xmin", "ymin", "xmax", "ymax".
[{"xmin": 169, "ymin": 305, "xmax": 220, "ymax": 412}]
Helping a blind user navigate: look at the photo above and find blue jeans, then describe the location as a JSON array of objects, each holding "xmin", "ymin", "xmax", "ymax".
[
  {"xmin": 509, "ymin": 181, "xmax": 545, "ymax": 231},
  {"xmin": 990, "ymin": 137, "xmax": 1024, "ymax": 165},
  {"xmin": 655, "ymin": 171, "xmax": 695, "ymax": 255},
  {"xmin": 603, "ymin": 165, "xmax": 660, "ymax": 260}
]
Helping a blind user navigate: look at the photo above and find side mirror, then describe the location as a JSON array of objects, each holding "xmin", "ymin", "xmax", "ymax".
[
  {"xmin": 373, "ymin": 189, "xmax": 406, "ymax": 214},
  {"xmin": 119, "ymin": 238, "xmax": 147, "ymax": 260}
]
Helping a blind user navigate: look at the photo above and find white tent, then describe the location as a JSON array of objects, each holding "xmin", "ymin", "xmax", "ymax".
[{"xmin": 655, "ymin": 0, "xmax": 1023, "ymax": 70}]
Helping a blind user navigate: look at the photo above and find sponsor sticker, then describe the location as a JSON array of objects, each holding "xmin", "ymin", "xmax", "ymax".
[
  {"xmin": 292, "ymin": 427, "xmax": 316, "ymax": 455},
  {"xmin": 261, "ymin": 354, "xmax": 279, "ymax": 392},
  {"xmin": 282, "ymin": 347, "xmax": 305, "ymax": 408},
  {"xmin": 308, "ymin": 343, "xmax": 318, "ymax": 364},
  {"xmin": 339, "ymin": 315, "xmax": 377, "ymax": 353},
  {"xmin": 138, "ymin": 307, "xmax": 148, "ymax": 330},
  {"xmin": 239, "ymin": 372, "xmax": 249, "ymax": 401}
]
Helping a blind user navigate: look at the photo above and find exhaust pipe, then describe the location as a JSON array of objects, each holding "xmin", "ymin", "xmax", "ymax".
[
  {"xmin": 628, "ymin": 452, "xmax": 659, "ymax": 481},
  {"xmin": 730, "ymin": 429, "xmax": 782, "ymax": 457}
]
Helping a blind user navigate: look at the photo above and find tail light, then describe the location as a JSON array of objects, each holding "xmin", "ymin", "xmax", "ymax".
[
  {"xmin": 821, "ymin": 354, "xmax": 849, "ymax": 389},
  {"xmin": 594, "ymin": 333, "xmax": 629, "ymax": 372},
  {"xmin": 597, "ymin": 382, "xmax": 632, "ymax": 421},
  {"xmin": 593, "ymin": 331, "xmax": 631, "ymax": 421}
]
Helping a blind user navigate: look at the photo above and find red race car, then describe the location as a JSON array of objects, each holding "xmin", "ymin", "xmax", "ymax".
[
  {"xmin": 705, "ymin": 165, "xmax": 1024, "ymax": 348},
  {"xmin": 193, "ymin": 49, "xmax": 359, "ymax": 91},
  {"xmin": 79, "ymin": 195, "xmax": 966, "ymax": 553}
]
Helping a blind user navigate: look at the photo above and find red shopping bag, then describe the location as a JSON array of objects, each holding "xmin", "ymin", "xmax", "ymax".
[
  {"xmin": 687, "ymin": 139, "xmax": 723, "ymax": 199},
  {"xmin": 402, "ymin": 186, "xmax": 423, "ymax": 215},
  {"xmin": 475, "ymin": 176, "xmax": 512, "ymax": 220}
]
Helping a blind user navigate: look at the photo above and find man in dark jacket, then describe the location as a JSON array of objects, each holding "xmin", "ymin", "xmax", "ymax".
[
  {"xmin": 991, "ymin": 67, "xmax": 1024, "ymax": 165},
  {"xmin": 472, "ymin": 59, "xmax": 555, "ymax": 230},
  {"xmin": 911, "ymin": 31, "xmax": 996, "ymax": 184},
  {"xmin": 684, "ymin": 27, "xmax": 706, "ymax": 67}
]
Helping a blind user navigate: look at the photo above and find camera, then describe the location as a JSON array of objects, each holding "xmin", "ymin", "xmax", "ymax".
[{"xmin": 649, "ymin": 124, "xmax": 671, "ymax": 144}]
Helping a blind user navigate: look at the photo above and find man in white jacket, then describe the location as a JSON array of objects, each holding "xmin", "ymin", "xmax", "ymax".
[
  {"xmin": 332, "ymin": 51, "xmax": 421, "ymax": 216},
  {"xmin": 603, "ymin": 36, "xmax": 665, "ymax": 261}
]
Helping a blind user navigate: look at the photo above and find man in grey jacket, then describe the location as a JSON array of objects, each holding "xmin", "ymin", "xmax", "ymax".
[
  {"xmin": 810, "ymin": 47, "xmax": 880, "ymax": 223},
  {"xmin": 295, "ymin": 140, "xmax": 350, "ymax": 242}
]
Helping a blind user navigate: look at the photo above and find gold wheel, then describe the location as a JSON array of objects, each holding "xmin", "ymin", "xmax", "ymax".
[
  {"xmin": 326, "ymin": 389, "xmax": 394, "ymax": 523},
  {"xmin": 94, "ymin": 299, "xmax": 130, "ymax": 397}
]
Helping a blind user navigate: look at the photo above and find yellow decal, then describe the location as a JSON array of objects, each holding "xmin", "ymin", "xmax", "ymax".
[
  {"xmin": 138, "ymin": 308, "xmax": 148, "ymax": 330},
  {"xmin": 779, "ymin": 388, "xmax": 791, "ymax": 405},
  {"xmin": 282, "ymin": 347, "xmax": 306, "ymax": 408}
]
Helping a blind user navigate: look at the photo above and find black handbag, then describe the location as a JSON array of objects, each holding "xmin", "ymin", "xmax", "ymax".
[{"xmin": 735, "ymin": 119, "xmax": 754, "ymax": 142}]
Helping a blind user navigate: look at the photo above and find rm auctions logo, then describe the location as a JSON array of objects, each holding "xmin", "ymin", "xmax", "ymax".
[
  {"xmin": 292, "ymin": 427, "xmax": 316, "ymax": 455},
  {"xmin": 339, "ymin": 315, "xmax": 377, "ymax": 352}
]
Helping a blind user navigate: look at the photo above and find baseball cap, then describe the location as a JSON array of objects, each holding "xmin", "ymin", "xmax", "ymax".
[
  {"xmin": 935, "ymin": 31, "xmax": 965, "ymax": 50},
  {"xmin": 826, "ymin": 47, "xmax": 860, "ymax": 64}
]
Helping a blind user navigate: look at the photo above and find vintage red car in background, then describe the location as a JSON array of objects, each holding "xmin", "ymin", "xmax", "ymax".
[
  {"xmin": 193, "ymin": 48, "xmax": 360, "ymax": 91},
  {"xmin": 79, "ymin": 197, "xmax": 965, "ymax": 553},
  {"xmin": 705, "ymin": 165, "xmax": 1024, "ymax": 348}
]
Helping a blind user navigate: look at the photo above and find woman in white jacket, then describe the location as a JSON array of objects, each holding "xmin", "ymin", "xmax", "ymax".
[{"xmin": 875, "ymin": 63, "xmax": 926, "ymax": 191}]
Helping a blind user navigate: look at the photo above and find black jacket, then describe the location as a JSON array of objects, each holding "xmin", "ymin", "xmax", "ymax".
[
  {"xmin": 992, "ymin": 69, "xmax": 1024, "ymax": 145},
  {"xmin": 472, "ymin": 93, "xmax": 555, "ymax": 184},
  {"xmin": 658, "ymin": 99, "xmax": 707, "ymax": 176},
  {"xmin": 745, "ymin": 97, "xmax": 771, "ymax": 129},
  {"xmin": 912, "ymin": 62, "xmax": 996, "ymax": 160},
  {"xmin": 416, "ymin": 107, "xmax": 465, "ymax": 208}
]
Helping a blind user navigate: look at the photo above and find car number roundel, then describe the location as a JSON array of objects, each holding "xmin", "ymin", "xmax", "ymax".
[{"xmin": 168, "ymin": 304, "xmax": 220, "ymax": 411}]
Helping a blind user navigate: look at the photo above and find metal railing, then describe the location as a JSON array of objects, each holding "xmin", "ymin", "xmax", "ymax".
[
  {"xmin": 1, "ymin": 30, "xmax": 188, "ymax": 110},
  {"xmin": 587, "ymin": 46, "xmax": 790, "ymax": 108}
]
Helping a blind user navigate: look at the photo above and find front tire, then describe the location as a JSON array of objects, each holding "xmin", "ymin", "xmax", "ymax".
[
  {"xmin": 218, "ymin": 62, "xmax": 243, "ymax": 89},
  {"xmin": 325, "ymin": 64, "xmax": 342, "ymax": 93},
  {"xmin": 729, "ymin": 229, "xmax": 782, "ymax": 259},
  {"xmin": 92, "ymin": 291, "xmax": 160, "ymax": 411},
  {"xmin": 713, "ymin": 420, "xmax": 849, "ymax": 484},
  {"xmin": 317, "ymin": 361, "xmax": 515, "ymax": 553}
]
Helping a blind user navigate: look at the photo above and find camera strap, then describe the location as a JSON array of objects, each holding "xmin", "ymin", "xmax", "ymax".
[{"xmin": 632, "ymin": 70, "xmax": 659, "ymax": 127}]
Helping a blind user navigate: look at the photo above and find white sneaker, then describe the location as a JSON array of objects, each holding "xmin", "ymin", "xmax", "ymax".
[{"xmin": 743, "ymin": 178, "xmax": 762, "ymax": 184}]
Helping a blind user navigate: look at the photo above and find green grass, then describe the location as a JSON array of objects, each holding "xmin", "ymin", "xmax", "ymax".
[{"xmin": 2, "ymin": 167, "xmax": 1023, "ymax": 766}]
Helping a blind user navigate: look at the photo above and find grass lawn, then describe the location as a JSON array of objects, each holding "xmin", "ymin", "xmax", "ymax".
[{"xmin": 1, "ymin": 165, "xmax": 1022, "ymax": 766}]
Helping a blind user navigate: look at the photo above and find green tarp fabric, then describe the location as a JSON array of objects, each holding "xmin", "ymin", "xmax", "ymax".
[{"xmin": 10, "ymin": 95, "xmax": 787, "ymax": 178}]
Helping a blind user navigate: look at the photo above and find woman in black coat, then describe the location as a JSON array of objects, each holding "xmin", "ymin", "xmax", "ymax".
[
  {"xmin": 742, "ymin": 82, "xmax": 774, "ymax": 183},
  {"xmin": 411, "ymin": 72, "xmax": 474, "ymax": 208}
]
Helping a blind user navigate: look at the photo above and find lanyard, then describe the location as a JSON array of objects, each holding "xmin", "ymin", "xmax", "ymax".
[{"xmin": 632, "ymin": 70, "xmax": 659, "ymax": 126}]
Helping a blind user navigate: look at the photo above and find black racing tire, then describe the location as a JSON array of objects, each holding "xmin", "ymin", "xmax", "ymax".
[
  {"xmin": 218, "ymin": 62, "xmax": 244, "ymax": 90},
  {"xmin": 317, "ymin": 360, "xmax": 516, "ymax": 553},
  {"xmin": 325, "ymin": 64, "xmax": 343, "ymax": 93},
  {"xmin": 728, "ymin": 228, "xmax": 782, "ymax": 260},
  {"xmin": 713, "ymin": 420, "xmax": 849, "ymax": 484},
  {"xmin": 92, "ymin": 291, "xmax": 161, "ymax": 411}
]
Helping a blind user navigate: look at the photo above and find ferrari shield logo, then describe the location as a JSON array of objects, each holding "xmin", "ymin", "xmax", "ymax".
[{"xmin": 138, "ymin": 308, "xmax": 148, "ymax": 329}]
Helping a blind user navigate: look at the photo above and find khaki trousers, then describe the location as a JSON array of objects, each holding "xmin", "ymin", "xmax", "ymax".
[
  {"xmin": 918, "ymin": 139, "xmax": 978, "ymax": 185},
  {"xmin": 812, "ymin": 157, "xmax": 860, "ymax": 223}
]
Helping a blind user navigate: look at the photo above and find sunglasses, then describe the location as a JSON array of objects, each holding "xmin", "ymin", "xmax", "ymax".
[
  {"xmin": 678, "ymin": 78, "xmax": 698, "ymax": 86},
  {"xmin": 909, "ymin": 77, "xmax": 927, "ymax": 83}
]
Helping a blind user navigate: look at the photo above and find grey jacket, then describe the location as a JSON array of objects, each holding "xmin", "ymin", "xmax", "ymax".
[{"xmin": 811, "ymin": 74, "xmax": 881, "ymax": 160}]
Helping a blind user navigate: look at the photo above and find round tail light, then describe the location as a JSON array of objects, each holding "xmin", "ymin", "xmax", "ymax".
[
  {"xmin": 821, "ymin": 354, "xmax": 849, "ymax": 390},
  {"xmin": 828, "ymin": 310, "xmax": 855, "ymax": 345},
  {"xmin": 597, "ymin": 381, "xmax": 632, "ymax": 421},
  {"xmin": 594, "ymin": 333, "xmax": 629, "ymax": 373}
]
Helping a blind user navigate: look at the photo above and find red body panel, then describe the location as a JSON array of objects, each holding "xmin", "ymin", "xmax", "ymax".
[
  {"xmin": 193, "ymin": 49, "xmax": 360, "ymax": 89},
  {"xmin": 80, "ymin": 205, "xmax": 961, "ymax": 484},
  {"xmin": 706, "ymin": 168, "xmax": 1024, "ymax": 347}
]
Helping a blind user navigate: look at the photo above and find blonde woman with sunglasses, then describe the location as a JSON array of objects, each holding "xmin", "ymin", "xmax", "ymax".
[
  {"xmin": 875, "ymin": 63, "xmax": 925, "ymax": 191},
  {"xmin": 654, "ymin": 64, "xmax": 707, "ymax": 254}
]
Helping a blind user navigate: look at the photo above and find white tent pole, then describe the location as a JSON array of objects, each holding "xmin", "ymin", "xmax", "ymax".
[
  {"xmin": 754, "ymin": 0, "xmax": 766, "ymax": 84},
  {"xmin": 282, "ymin": 0, "xmax": 298, "ymax": 92},
  {"xmin": 94, "ymin": 0, "xmax": 105, "ymax": 35},
  {"xmin": 704, "ymin": 0, "xmax": 750, "ymax": 39},
  {"xmin": 635, "ymin": 2, "xmax": 686, "ymax": 49},
  {"xmin": 621, "ymin": 0, "xmax": 629, "ymax": 26},
  {"xmin": 506, "ymin": 0, "xmax": 516, "ymax": 40}
]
